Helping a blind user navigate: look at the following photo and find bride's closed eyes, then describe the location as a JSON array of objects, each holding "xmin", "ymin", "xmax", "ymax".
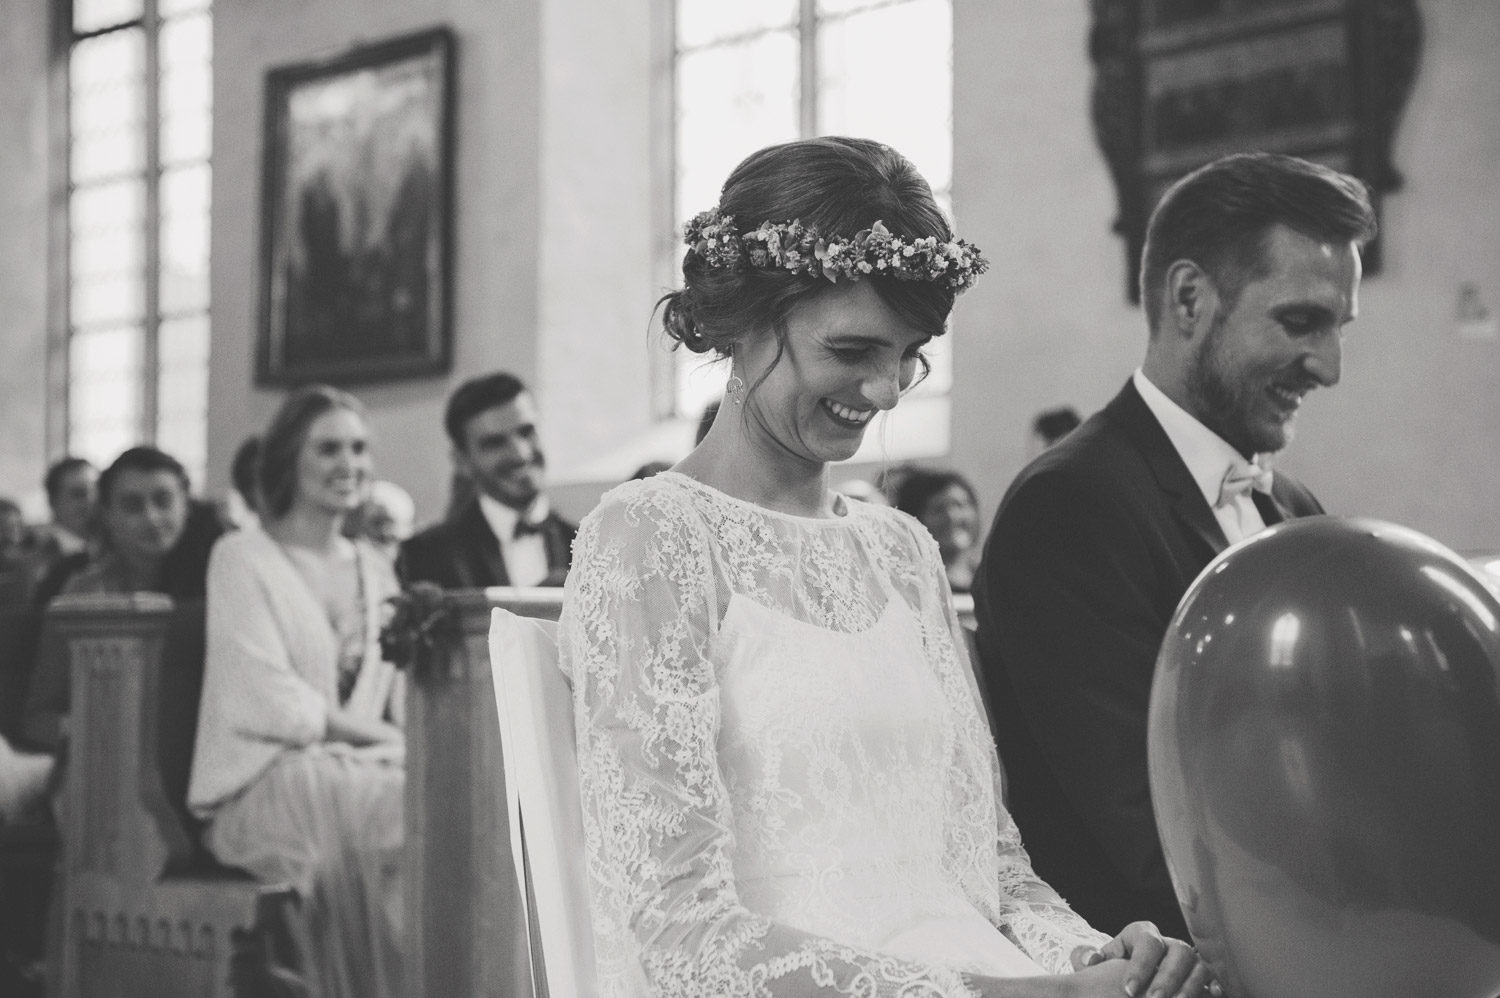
[{"xmin": 822, "ymin": 335, "xmax": 931, "ymax": 379}]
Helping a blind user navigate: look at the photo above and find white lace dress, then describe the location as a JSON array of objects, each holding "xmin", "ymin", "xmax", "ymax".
[{"xmin": 561, "ymin": 472, "xmax": 1107, "ymax": 997}]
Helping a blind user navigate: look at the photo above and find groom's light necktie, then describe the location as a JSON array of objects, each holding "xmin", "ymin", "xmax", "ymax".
[
  {"xmin": 1216, "ymin": 460, "xmax": 1273, "ymax": 507},
  {"xmin": 1215, "ymin": 460, "xmax": 1274, "ymax": 542}
]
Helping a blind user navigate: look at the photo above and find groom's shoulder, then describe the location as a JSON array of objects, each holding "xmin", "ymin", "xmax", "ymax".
[{"xmin": 1010, "ymin": 410, "xmax": 1139, "ymax": 501}]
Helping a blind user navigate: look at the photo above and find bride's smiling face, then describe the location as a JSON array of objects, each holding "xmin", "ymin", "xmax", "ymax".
[{"xmin": 737, "ymin": 280, "xmax": 932, "ymax": 466}]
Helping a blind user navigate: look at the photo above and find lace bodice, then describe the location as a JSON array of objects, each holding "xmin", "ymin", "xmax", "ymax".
[{"xmin": 561, "ymin": 472, "xmax": 1106, "ymax": 996}]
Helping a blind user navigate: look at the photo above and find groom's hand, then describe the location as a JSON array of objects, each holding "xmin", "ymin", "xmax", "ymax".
[{"xmin": 1095, "ymin": 921, "xmax": 1218, "ymax": 997}]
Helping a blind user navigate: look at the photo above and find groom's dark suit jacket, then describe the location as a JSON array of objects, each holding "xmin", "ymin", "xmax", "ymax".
[
  {"xmin": 398, "ymin": 497, "xmax": 576, "ymax": 589},
  {"xmin": 971, "ymin": 379, "xmax": 1324, "ymax": 940}
]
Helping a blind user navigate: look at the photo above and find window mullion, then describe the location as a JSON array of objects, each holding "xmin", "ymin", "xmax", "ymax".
[
  {"xmin": 48, "ymin": 0, "xmax": 75, "ymax": 462},
  {"xmin": 141, "ymin": 0, "xmax": 161, "ymax": 444},
  {"xmin": 799, "ymin": 0, "xmax": 817, "ymax": 136}
]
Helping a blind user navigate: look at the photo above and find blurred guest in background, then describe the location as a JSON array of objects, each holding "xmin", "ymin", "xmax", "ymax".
[
  {"xmin": 31, "ymin": 458, "xmax": 97, "ymax": 581},
  {"xmin": 58, "ymin": 447, "xmax": 210, "ymax": 596},
  {"xmin": 190, "ymin": 384, "xmax": 404, "ymax": 998},
  {"xmin": 401, "ymin": 372, "xmax": 575, "ymax": 588},
  {"xmin": 1029, "ymin": 405, "xmax": 1081, "ymax": 457},
  {"xmin": 629, "ymin": 460, "xmax": 672, "ymax": 481},
  {"xmin": 839, "ymin": 478, "xmax": 889, "ymax": 506},
  {"xmin": 0, "ymin": 736, "xmax": 52, "ymax": 826},
  {"xmin": 0, "ymin": 498, "xmax": 26, "ymax": 565},
  {"xmin": 216, "ymin": 435, "xmax": 263, "ymax": 530},
  {"xmin": 0, "ymin": 498, "xmax": 30, "ymax": 601},
  {"xmin": 343, "ymin": 479, "xmax": 416, "ymax": 564},
  {"xmin": 22, "ymin": 445, "xmax": 223, "ymax": 755},
  {"xmin": 695, "ymin": 399, "xmax": 720, "ymax": 446},
  {"xmin": 892, "ymin": 467, "xmax": 983, "ymax": 593}
]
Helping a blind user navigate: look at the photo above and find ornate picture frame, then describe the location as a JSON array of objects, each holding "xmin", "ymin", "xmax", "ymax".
[
  {"xmin": 1090, "ymin": 0, "xmax": 1421, "ymax": 301},
  {"xmin": 257, "ymin": 27, "xmax": 455, "ymax": 385}
]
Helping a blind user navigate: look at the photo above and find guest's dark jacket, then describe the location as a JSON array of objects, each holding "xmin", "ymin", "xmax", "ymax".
[
  {"xmin": 398, "ymin": 497, "xmax": 575, "ymax": 589},
  {"xmin": 971, "ymin": 379, "xmax": 1324, "ymax": 940}
]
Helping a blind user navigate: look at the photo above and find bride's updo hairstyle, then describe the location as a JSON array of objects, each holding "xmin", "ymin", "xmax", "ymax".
[{"xmin": 660, "ymin": 137, "xmax": 960, "ymax": 362}]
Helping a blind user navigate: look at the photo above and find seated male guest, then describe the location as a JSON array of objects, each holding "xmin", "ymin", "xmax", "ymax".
[
  {"xmin": 23, "ymin": 445, "xmax": 223, "ymax": 754},
  {"xmin": 400, "ymin": 372, "xmax": 575, "ymax": 588},
  {"xmin": 0, "ymin": 497, "xmax": 32, "ymax": 602},
  {"xmin": 30, "ymin": 457, "xmax": 97, "ymax": 584},
  {"xmin": 972, "ymin": 152, "xmax": 1376, "ymax": 941}
]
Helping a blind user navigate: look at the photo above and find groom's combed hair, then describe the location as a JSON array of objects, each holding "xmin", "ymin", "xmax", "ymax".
[
  {"xmin": 660, "ymin": 136, "xmax": 957, "ymax": 358},
  {"xmin": 1140, "ymin": 152, "xmax": 1377, "ymax": 330}
]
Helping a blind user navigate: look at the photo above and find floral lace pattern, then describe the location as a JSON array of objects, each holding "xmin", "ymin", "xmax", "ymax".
[{"xmin": 562, "ymin": 473, "xmax": 1107, "ymax": 996}]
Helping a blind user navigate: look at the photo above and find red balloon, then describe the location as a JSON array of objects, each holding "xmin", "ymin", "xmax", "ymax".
[{"xmin": 1149, "ymin": 517, "xmax": 1500, "ymax": 998}]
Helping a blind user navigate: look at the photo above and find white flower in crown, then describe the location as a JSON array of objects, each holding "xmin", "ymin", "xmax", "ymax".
[{"xmin": 682, "ymin": 207, "xmax": 988, "ymax": 293}]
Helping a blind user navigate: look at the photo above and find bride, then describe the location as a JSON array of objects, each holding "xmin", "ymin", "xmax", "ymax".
[{"xmin": 559, "ymin": 136, "xmax": 1216, "ymax": 998}]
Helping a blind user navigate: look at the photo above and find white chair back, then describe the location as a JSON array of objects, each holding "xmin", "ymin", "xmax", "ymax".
[{"xmin": 489, "ymin": 606, "xmax": 600, "ymax": 997}]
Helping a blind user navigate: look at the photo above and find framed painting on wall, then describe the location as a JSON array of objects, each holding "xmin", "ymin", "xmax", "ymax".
[
  {"xmin": 1090, "ymin": 0, "xmax": 1421, "ymax": 302},
  {"xmin": 257, "ymin": 27, "xmax": 455, "ymax": 385}
]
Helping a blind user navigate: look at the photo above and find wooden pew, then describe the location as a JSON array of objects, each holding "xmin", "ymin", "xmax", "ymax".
[
  {"xmin": 403, "ymin": 587, "xmax": 562, "ymax": 998},
  {"xmin": 0, "ymin": 600, "xmax": 56, "ymax": 996},
  {"xmin": 50, "ymin": 594, "xmax": 297, "ymax": 998}
]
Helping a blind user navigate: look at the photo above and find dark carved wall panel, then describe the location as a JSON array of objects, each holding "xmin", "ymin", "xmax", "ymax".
[{"xmin": 1090, "ymin": 0, "xmax": 1421, "ymax": 301}]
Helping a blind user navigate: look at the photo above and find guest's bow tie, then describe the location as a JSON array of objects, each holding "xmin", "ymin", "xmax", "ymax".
[
  {"xmin": 513, "ymin": 517, "xmax": 545, "ymax": 539},
  {"xmin": 1216, "ymin": 460, "xmax": 1273, "ymax": 508}
]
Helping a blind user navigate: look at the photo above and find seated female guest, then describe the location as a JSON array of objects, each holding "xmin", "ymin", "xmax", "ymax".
[
  {"xmin": 561, "ymin": 137, "xmax": 1216, "ymax": 997},
  {"xmin": 189, "ymin": 385, "xmax": 403, "ymax": 998},
  {"xmin": 893, "ymin": 466, "xmax": 984, "ymax": 593}
]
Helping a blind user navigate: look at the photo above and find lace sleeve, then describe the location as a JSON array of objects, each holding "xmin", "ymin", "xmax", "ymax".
[
  {"xmin": 562, "ymin": 488, "xmax": 979, "ymax": 998},
  {"xmin": 901, "ymin": 518, "xmax": 1110, "ymax": 976}
]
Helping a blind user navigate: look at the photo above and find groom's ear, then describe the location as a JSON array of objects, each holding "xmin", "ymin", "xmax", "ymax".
[{"xmin": 1164, "ymin": 259, "xmax": 1218, "ymax": 338}]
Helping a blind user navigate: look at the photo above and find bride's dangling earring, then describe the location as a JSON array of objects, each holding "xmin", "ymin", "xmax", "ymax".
[{"xmin": 726, "ymin": 374, "xmax": 746, "ymax": 406}]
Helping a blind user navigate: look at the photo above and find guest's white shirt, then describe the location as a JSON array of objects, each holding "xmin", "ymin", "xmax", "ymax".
[
  {"xmin": 1133, "ymin": 369, "xmax": 1268, "ymax": 544},
  {"xmin": 478, "ymin": 492, "xmax": 550, "ymax": 587}
]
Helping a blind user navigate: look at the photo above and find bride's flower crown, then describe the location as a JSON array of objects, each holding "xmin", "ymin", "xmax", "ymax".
[{"xmin": 683, "ymin": 208, "xmax": 989, "ymax": 294}]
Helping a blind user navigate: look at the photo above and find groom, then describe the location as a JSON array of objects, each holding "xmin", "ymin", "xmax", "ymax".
[{"xmin": 971, "ymin": 153, "xmax": 1376, "ymax": 940}]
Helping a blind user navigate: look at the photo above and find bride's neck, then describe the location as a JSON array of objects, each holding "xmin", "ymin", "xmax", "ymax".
[{"xmin": 676, "ymin": 409, "xmax": 835, "ymax": 518}]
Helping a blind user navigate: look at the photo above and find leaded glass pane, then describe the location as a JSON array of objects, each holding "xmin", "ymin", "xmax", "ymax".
[
  {"xmin": 70, "ymin": 214, "xmax": 142, "ymax": 289},
  {"xmin": 675, "ymin": 32, "xmax": 799, "ymax": 224},
  {"xmin": 677, "ymin": 0, "xmax": 798, "ymax": 50},
  {"xmin": 71, "ymin": 178, "xmax": 147, "ymax": 327},
  {"xmin": 73, "ymin": 0, "xmax": 142, "ymax": 35},
  {"xmin": 160, "ymin": 11, "xmax": 212, "ymax": 164},
  {"xmin": 817, "ymin": 0, "xmax": 952, "ymax": 193},
  {"xmin": 159, "ymin": 164, "xmax": 211, "ymax": 315},
  {"xmin": 69, "ymin": 325, "xmax": 144, "ymax": 467},
  {"xmin": 157, "ymin": 314, "xmax": 210, "ymax": 483},
  {"xmin": 71, "ymin": 30, "xmax": 146, "ymax": 183}
]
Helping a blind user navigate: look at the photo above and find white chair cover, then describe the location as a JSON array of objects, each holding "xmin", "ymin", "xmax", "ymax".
[{"xmin": 489, "ymin": 606, "xmax": 600, "ymax": 997}]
